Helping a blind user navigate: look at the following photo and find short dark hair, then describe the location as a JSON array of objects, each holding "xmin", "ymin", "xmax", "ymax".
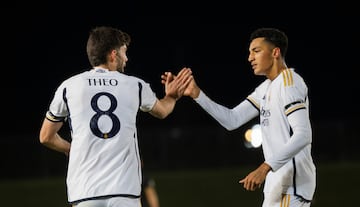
[
  {"xmin": 86, "ymin": 26, "xmax": 131, "ymax": 67},
  {"xmin": 250, "ymin": 28, "xmax": 288, "ymax": 58}
]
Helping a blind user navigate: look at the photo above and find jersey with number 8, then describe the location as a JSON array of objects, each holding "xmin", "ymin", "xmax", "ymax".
[{"xmin": 46, "ymin": 68, "xmax": 157, "ymax": 203}]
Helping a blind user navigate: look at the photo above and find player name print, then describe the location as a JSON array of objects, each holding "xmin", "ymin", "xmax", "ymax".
[{"xmin": 87, "ymin": 78, "xmax": 118, "ymax": 86}]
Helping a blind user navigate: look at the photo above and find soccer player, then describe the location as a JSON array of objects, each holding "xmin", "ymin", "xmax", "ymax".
[
  {"xmin": 39, "ymin": 26, "xmax": 192, "ymax": 207},
  {"xmin": 163, "ymin": 27, "xmax": 316, "ymax": 207}
]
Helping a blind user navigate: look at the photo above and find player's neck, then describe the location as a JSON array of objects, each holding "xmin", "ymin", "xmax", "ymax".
[
  {"xmin": 96, "ymin": 64, "xmax": 116, "ymax": 71},
  {"xmin": 268, "ymin": 62, "xmax": 287, "ymax": 81}
]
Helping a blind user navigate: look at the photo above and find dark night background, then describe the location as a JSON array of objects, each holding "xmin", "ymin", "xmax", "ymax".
[{"xmin": 4, "ymin": 1, "xmax": 359, "ymax": 179}]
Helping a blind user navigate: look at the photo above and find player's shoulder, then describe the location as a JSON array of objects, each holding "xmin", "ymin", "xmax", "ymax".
[
  {"xmin": 279, "ymin": 68, "xmax": 307, "ymax": 88},
  {"xmin": 254, "ymin": 78, "xmax": 271, "ymax": 92},
  {"xmin": 279, "ymin": 68, "xmax": 308, "ymax": 100},
  {"xmin": 61, "ymin": 69, "xmax": 149, "ymax": 88},
  {"xmin": 57, "ymin": 70, "xmax": 87, "ymax": 87},
  {"xmin": 123, "ymin": 73, "xmax": 152, "ymax": 87},
  {"xmin": 125, "ymin": 73, "xmax": 145, "ymax": 82},
  {"xmin": 103, "ymin": 70, "xmax": 148, "ymax": 84}
]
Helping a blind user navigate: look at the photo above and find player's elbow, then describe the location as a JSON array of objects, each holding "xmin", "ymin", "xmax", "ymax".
[
  {"xmin": 294, "ymin": 127, "xmax": 312, "ymax": 146},
  {"xmin": 39, "ymin": 130, "xmax": 52, "ymax": 145},
  {"xmin": 304, "ymin": 131, "xmax": 312, "ymax": 145},
  {"xmin": 219, "ymin": 115, "xmax": 243, "ymax": 131},
  {"xmin": 39, "ymin": 135, "xmax": 49, "ymax": 145},
  {"xmin": 302, "ymin": 126, "xmax": 312, "ymax": 144},
  {"xmin": 149, "ymin": 110, "xmax": 169, "ymax": 119},
  {"xmin": 224, "ymin": 126, "xmax": 236, "ymax": 131},
  {"xmin": 222, "ymin": 123, "xmax": 238, "ymax": 131},
  {"xmin": 156, "ymin": 114, "xmax": 168, "ymax": 119}
]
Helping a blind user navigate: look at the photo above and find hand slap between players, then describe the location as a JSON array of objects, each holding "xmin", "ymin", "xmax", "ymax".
[
  {"xmin": 163, "ymin": 67, "xmax": 193, "ymax": 100},
  {"xmin": 161, "ymin": 67, "xmax": 201, "ymax": 99}
]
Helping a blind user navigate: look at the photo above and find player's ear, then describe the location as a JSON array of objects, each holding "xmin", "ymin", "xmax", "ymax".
[
  {"xmin": 272, "ymin": 47, "xmax": 281, "ymax": 58},
  {"xmin": 109, "ymin": 49, "xmax": 117, "ymax": 62}
]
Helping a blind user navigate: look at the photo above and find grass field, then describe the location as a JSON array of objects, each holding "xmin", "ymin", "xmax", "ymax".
[{"xmin": 1, "ymin": 161, "xmax": 359, "ymax": 207}]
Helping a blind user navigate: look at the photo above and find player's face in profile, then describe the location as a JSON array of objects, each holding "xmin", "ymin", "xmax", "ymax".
[
  {"xmin": 116, "ymin": 45, "xmax": 128, "ymax": 73},
  {"xmin": 248, "ymin": 38, "xmax": 274, "ymax": 76}
]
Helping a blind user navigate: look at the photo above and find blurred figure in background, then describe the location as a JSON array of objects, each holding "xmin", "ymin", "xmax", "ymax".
[{"xmin": 141, "ymin": 159, "xmax": 160, "ymax": 207}]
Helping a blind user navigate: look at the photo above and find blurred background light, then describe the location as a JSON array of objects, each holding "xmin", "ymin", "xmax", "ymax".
[{"xmin": 244, "ymin": 124, "xmax": 262, "ymax": 148}]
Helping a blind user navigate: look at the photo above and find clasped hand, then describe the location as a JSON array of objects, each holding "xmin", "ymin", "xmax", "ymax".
[{"xmin": 161, "ymin": 67, "xmax": 193, "ymax": 100}]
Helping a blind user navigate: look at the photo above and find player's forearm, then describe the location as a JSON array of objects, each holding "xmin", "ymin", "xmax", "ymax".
[
  {"xmin": 266, "ymin": 110, "xmax": 312, "ymax": 171},
  {"xmin": 39, "ymin": 119, "xmax": 70, "ymax": 155},
  {"xmin": 189, "ymin": 85, "xmax": 200, "ymax": 99},
  {"xmin": 194, "ymin": 91, "xmax": 257, "ymax": 130},
  {"xmin": 149, "ymin": 96, "xmax": 177, "ymax": 119},
  {"xmin": 41, "ymin": 133, "xmax": 71, "ymax": 156}
]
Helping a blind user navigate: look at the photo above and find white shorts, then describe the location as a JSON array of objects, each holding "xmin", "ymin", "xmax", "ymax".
[
  {"xmin": 73, "ymin": 197, "xmax": 141, "ymax": 207},
  {"xmin": 262, "ymin": 193, "xmax": 311, "ymax": 207}
]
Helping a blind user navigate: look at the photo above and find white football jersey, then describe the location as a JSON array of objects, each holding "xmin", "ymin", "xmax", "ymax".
[
  {"xmin": 46, "ymin": 67, "xmax": 157, "ymax": 203},
  {"xmin": 247, "ymin": 68, "xmax": 316, "ymax": 201},
  {"xmin": 194, "ymin": 68, "xmax": 316, "ymax": 202}
]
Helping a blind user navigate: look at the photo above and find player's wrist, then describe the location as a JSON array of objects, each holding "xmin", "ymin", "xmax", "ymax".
[
  {"xmin": 190, "ymin": 88, "xmax": 200, "ymax": 99},
  {"xmin": 164, "ymin": 94, "xmax": 178, "ymax": 101},
  {"xmin": 261, "ymin": 162, "xmax": 272, "ymax": 173}
]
